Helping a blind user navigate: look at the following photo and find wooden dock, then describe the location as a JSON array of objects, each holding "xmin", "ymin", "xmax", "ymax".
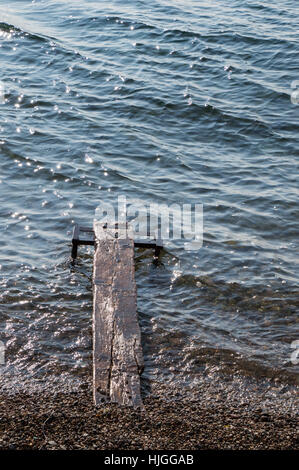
[{"xmin": 92, "ymin": 222, "xmax": 144, "ymax": 407}]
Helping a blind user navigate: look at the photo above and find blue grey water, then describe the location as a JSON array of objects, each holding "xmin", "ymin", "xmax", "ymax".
[{"xmin": 0, "ymin": 1, "xmax": 298, "ymax": 403}]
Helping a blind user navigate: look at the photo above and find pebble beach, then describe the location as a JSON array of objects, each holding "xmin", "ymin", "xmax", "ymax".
[{"xmin": 0, "ymin": 379, "xmax": 297, "ymax": 450}]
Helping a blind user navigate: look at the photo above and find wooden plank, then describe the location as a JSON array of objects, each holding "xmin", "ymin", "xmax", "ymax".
[{"xmin": 92, "ymin": 222, "xmax": 144, "ymax": 407}]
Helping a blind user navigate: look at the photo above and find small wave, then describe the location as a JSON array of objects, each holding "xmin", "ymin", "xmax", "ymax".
[
  {"xmin": 0, "ymin": 20, "xmax": 50, "ymax": 43},
  {"xmin": 173, "ymin": 274, "xmax": 299, "ymax": 314}
]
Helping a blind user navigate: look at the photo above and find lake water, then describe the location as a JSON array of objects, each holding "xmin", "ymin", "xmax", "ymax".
[{"xmin": 0, "ymin": 0, "xmax": 298, "ymax": 402}]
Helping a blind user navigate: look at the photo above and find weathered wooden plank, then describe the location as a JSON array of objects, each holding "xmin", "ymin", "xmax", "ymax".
[{"xmin": 93, "ymin": 222, "xmax": 144, "ymax": 407}]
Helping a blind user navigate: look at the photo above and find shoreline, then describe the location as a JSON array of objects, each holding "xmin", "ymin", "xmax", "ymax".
[{"xmin": 0, "ymin": 386, "xmax": 297, "ymax": 450}]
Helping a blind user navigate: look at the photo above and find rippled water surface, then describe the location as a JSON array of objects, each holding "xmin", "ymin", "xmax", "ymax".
[{"xmin": 0, "ymin": 0, "xmax": 298, "ymax": 396}]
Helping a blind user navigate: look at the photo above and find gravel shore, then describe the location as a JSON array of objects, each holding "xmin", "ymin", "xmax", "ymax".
[{"xmin": 0, "ymin": 387, "xmax": 297, "ymax": 450}]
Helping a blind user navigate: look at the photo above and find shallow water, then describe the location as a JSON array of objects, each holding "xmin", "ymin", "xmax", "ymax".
[{"xmin": 0, "ymin": 0, "xmax": 298, "ymax": 396}]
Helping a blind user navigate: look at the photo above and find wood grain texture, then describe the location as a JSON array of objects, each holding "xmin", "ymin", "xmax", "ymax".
[{"xmin": 93, "ymin": 223, "xmax": 143, "ymax": 407}]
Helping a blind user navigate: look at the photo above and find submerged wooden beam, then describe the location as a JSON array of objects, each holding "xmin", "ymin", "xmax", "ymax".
[{"xmin": 92, "ymin": 222, "xmax": 144, "ymax": 407}]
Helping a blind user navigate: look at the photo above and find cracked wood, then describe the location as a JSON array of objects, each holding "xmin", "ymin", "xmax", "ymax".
[{"xmin": 93, "ymin": 223, "xmax": 144, "ymax": 407}]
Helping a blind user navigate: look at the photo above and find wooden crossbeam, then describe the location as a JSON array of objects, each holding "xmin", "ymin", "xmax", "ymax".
[{"xmin": 92, "ymin": 223, "xmax": 144, "ymax": 407}]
